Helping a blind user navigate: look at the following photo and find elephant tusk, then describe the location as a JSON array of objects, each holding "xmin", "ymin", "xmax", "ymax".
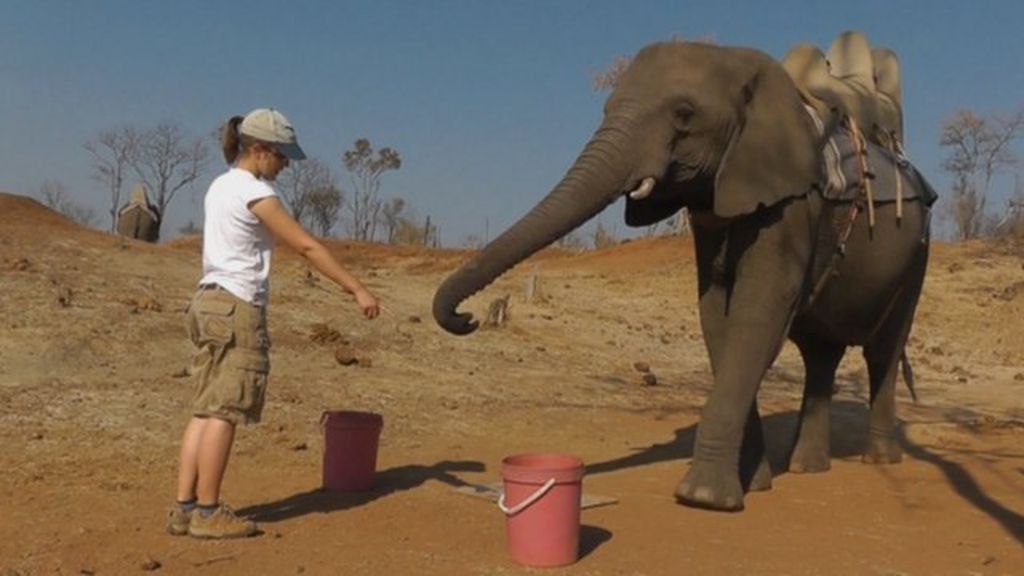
[{"xmin": 628, "ymin": 177, "xmax": 656, "ymax": 200}]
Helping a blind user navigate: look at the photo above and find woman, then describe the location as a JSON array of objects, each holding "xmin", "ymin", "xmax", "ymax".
[{"xmin": 169, "ymin": 108, "xmax": 380, "ymax": 539}]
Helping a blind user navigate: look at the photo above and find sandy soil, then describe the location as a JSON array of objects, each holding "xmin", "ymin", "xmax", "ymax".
[{"xmin": 1, "ymin": 191, "xmax": 1022, "ymax": 575}]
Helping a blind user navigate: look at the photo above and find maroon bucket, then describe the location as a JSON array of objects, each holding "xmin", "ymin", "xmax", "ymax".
[{"xmin": 320, "ymin": 411, "xmax": 383, "ymax": 491}]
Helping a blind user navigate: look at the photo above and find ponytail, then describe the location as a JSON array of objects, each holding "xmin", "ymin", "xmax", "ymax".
[{"xmin": 221, "ymin": 116, "xmax": 245, "ymax": 165}]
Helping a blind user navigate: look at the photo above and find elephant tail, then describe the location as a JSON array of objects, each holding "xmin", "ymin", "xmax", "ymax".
[{"xmin": 899, "ymin": 350, "xmax": 918, "ymax": 403}]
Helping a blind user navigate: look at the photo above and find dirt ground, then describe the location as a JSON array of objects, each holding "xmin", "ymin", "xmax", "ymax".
[{"xmin": 1, "ymin": 191, "xmax": 1022, "ymax": 575}]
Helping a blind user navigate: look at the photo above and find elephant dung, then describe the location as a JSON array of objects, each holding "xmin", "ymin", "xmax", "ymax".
[{"xmin": 334, "ymin": 346, "xmax": 359, "ymax": 366}]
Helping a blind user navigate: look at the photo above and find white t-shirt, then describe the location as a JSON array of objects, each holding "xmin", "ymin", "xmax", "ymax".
[{"xmin": 199, "ymin": 168, "xmax": 277, "ymax": 306}]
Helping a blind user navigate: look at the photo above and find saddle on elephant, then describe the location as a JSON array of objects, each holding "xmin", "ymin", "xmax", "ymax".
[
  {"xmin": 781, "ymin": 31, "xmax": 929, "ymax": 229},
  {"xmin": 782, "ymin": 30, "xmax": 903, "ymax": 151}
]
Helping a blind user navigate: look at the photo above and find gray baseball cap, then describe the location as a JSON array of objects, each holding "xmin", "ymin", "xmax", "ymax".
[{"xmin": 239, "ymin": 108, "xmax": 307, "ymax": 160}]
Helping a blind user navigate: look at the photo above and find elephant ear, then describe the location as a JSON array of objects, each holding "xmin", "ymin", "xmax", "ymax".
[{"xmin": 713, "ymin": 51, "xmax": 823, "ymax": 218}]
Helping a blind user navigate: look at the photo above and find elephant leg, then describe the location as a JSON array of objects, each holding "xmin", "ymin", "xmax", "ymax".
[
  {"xmin": 862, "ymin": 243, "xmax": 927, "ymax": 464},
  {"xmin": 861, "ymin": 340, "xmax": 904, "ymax": 464},
  {"xmin": 741, "ymin": 399, "xmax": 773, "ymax": 492},
  {"xmin": 676, "ymin": 200, "xmax": 814, "ymax": 511},
  {"xmin": 788, "ymin": 337, "xmax": 846, "ymax": 473}
]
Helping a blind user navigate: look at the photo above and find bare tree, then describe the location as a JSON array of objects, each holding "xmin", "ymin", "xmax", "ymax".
[
  {"xmin": 993, "ymin": 175, "xmax": 1024, "ymax": 238},
  {"xmin": 556, "ymin": 229, "xmax": 586, "ymax": 250},
  {"xmin": 342, "ymin": 138, "xmax": 402, "ymax": 241},
  {"xmin": 591, "ymin": 55, "xmax": 633, "ymax": 92},
  {"xmin": 38, "ymin": 180, "xmax": 97, "ymax": 227},
  {"xmin": 591, "ymin": 35, "xmax": 708, "ymax": 92},
  {"xmin": 393, "ymin": 213, "xmax": 439, "ymax": 247},
  {"xmin": 379, "ymin": 197, "xmax": 407, "ymax": 244},
  {"xmin": 128, "ymin": 123, "xmax": 209, "ymax": 239},
  {"xmin": 307, "ymin": 184, "xmax": 343, "ymax": 237},
  {"xmin": 276, "ymin": 157, "xmax": 335, "ymax": 230},
  {"xmin": 939, "ymin": 108, "xmax": 1024, "ymax": 240},
  {"xmin": 83, "ymin": 128, "xmax": 137, "ymax": 232},
  {"xmin": 461, "ymin": 233, "xmax": 485, "ymax": 249},
  {"xmin": 591, "ymin": 218, "xmax": 618, "ymax": 249}
]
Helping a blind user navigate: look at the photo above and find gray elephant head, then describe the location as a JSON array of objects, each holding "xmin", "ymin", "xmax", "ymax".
[{"xmin": 433, "ymin": 41, "xmax": 822, "ymax": 335}]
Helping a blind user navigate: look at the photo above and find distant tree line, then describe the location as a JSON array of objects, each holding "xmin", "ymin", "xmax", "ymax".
[
  {"xmin": 36, "ymin": 55, "xmax": 1024, "ymax": 246},
  {"xmin": 38, "ymin": 121, "xmax": 442, "ymax": 247}
]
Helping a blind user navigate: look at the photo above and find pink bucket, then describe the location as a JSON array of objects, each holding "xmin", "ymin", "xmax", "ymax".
[
  {"xmin": 321, "ymin": 411, "xmax": 383, "ymax": 491},
  {"xmin": 499, "ymin": 453, "xmax": 585, "ymax": 567}
]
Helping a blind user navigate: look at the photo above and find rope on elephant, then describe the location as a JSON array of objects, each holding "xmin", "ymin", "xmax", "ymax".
[
  {"xmin": 847, "ymin": 118, "xmax": 876, "ymax": 228},
  {"xmin": 890, "ymin": 135, "xmax": 904, "ymax": 220}
]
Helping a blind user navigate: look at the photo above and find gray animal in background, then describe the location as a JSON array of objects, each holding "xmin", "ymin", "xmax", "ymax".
[
  {"xmin": 116, "ymin": 184, "xmax": 161, "ymax": 242},
  {"xmin": 434, "ymin": 40, "xmax": 934, "ymax": 511}
]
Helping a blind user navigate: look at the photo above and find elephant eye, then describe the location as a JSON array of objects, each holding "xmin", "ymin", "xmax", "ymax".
[{"xmin": 673, "ymin": 103, "xmax": 695, "ymax": 130}]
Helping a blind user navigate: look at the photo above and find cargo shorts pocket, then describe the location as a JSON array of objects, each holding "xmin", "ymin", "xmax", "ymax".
[
  {"xmin": 230, "ymin": 350, "xmax": 271, "ymax": 423},
  {"xmin": 187, "ymin": 297, "xmax": 237, "ymax": 348}
]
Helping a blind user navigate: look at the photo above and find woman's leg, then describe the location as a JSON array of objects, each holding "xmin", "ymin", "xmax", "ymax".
[
  {"xmin": 176, "ymin": 417, "xmax": 206, "ymax": 502},
  {"xmin": 176, "ymin": 416, "xmax": 237, "ymax": 505}
]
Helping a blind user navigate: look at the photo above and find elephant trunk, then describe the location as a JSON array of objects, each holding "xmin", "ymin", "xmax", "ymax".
[{"xmin": 434, "ymin": 116, "xmax": 637, "ymax": 335}]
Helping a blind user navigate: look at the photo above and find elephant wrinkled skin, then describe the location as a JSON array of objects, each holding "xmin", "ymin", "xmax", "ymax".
[{"xmin": 433, "ymin": 41, "xmax": 932, "ymax": 512}]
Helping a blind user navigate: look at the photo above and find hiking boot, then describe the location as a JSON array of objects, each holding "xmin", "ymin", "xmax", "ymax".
[
  {"xmin": 188, "ymin": 504, "xmax": 257, "ymax": 539},
  {"xmin": 166, "ymin": 505, "xmax": 192, "ymax": 536}
]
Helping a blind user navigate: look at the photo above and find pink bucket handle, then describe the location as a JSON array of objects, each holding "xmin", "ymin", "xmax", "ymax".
[{"xmin": 498, "ymin": 478, "xmax": 557, "ymax": 516}]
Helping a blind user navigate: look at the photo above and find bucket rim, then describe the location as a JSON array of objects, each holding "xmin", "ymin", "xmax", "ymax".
[
  {"xmin": 320, "ymin": 410, "xmax": 384, "ymax": 428},
  {"xmin": 501, "ymin": 452, "xmax": 584, "ymax": 483}
]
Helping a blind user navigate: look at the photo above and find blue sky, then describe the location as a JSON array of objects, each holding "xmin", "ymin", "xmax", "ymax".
[{"xmin": 2, "ymin": 1, "xmax": 1022, "ymax": 244}]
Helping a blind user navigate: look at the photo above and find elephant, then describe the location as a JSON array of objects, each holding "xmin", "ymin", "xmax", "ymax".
[
  {"xmin": 116, "ymin": 183, "xmax": 161, "ymax": 242},
  {"xmin": 432, "ymin": 40, "xmax": 934, "ymax": 511}
]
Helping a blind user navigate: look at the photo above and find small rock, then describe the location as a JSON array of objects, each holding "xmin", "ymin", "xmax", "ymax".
[
  {"xmin": 171, "ymin": 367, "xmax": 190, "ymax": 379},
  {"xmin": 407, "ymin": 315, "xmax": 422, "ymax": 324},
  {"xmin": 633, "ymin": 361, "xmax": 651, "ymax": 373},
  {"xmin": 9, "ymin": 257, "xmax": 30, "ymax": 271},
  {"xmin": 334, "ymin": 346, "xmax": 358, "ymax": 366},
  {"xmin": 957, "ymin": 376, "xmax": 969, "ymax": 383},
  {"xmin": 1015, "ymin": 373, "xmax": 1024, "ymax": 382},
  {"xmin": 57, "ymin": 286, "xmax": 73, "ymax": 308},
  {"xmin": 141, "ymin": 557, "xmax": 162, "ymax": 571},
  {"xmin": 291, "ymin": 442, "xmax": 308, "ymax": 451},
  {"xmin": 641, "ymin": 373, "xmax": 658, "ymax": 387}
]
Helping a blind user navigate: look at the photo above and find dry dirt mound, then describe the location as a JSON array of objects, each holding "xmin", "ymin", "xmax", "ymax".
[{"xmin": 2, "ymin": 191, "xmax": 1023, "ymax": 575}]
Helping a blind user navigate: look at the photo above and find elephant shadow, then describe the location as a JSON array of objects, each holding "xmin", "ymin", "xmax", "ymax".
[
  {"xmin": 586, "ymin": 401, "xmax": 1024, "ymax": 544},
  {"xmin": 897, "ymin": 425, "xmax": 1024, "ymax": 544},
  {"xmin": 586, "ymin": 400, "xmax": 871, "ymax": 479},
  {"xmin": 236, "ymin": 459, "xmax": 485, "ymax": 524}
]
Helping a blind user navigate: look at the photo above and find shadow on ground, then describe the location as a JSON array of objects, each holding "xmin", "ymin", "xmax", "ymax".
[
  {"xmin": 237, "ymin": 459, "xmax": 484, "ymax": 523},
  {"xmin": 584, "ymin": 399, "xmax": 1024, "ymax": 543},
  {"xmin": 898, "ymin": 426, "xmax": 1024, "ymax": 544},
  {"xmin": 585, "ymin": 400, "xmax": 871, "ymax": 479}
]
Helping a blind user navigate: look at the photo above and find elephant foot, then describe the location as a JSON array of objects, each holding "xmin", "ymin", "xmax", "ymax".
[
  {"xmin": 675, "ymin": 460, "xmax": 745, "ymax": 511},
  {"xmin": 746, "ymin": 458, "xmax": 773, "ymax": 492},
  {"xmin": 788, "ymin": 442, "xmax": 831, "ymax": 474},
  {"xmin": 862, "ymin": 432, "xmax": 903, "ymax": 464}
]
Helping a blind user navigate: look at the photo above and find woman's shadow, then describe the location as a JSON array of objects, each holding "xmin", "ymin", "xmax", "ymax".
[{"xmin": 236, "ymin": 459, "xmax": 485, "ymax": 523}]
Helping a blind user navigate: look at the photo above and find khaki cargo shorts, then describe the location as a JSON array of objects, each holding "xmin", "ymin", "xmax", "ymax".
[{"xmin": 184, "ymin": 285, "xmax": 271, "ymax": 425}]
